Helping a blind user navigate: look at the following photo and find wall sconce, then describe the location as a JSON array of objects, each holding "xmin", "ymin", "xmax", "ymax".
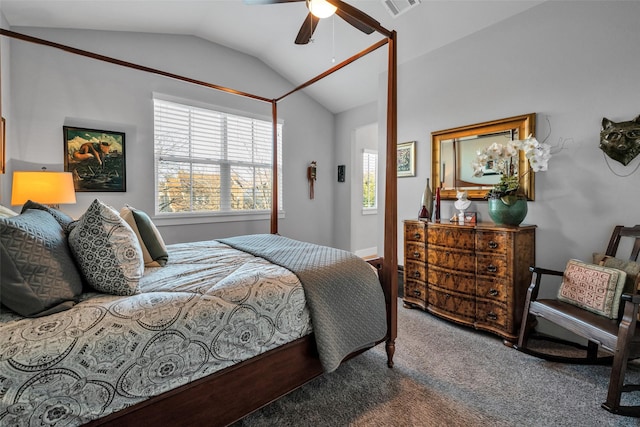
[{"xmin": 11, "ymin": 169, "xmax": 77, "ymax": 208}]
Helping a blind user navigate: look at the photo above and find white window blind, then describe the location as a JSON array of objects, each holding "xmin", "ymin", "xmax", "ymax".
[
  {"xmin": 154, "ymin": 99, "xmax": 283, "ymax": 215},
  {"xmin": 362, "ymin": 149, "xmax": 378, "ymax": 210}
]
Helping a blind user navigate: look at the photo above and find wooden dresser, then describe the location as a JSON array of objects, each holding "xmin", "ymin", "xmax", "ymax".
[{"xmin": 403, "ymin": 220, "xmax": 536, "ymax": 344}]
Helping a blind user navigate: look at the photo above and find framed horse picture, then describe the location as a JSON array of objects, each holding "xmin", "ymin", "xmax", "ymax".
[{"xmin": 63, "ymin": 126, "xmax": 126, "ymax": 192}]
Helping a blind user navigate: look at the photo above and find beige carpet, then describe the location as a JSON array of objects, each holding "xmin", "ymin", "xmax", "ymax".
[{"xmin": 233, "ymin": 299, "xmax": 640, "ymax": 426}]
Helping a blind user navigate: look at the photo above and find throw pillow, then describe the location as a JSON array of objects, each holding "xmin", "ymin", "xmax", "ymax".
[
  {"xmin": 68, "ymin": 199, "xmax": 144, "ymax": 295},
  {"xmin": 0, "ymin": 204, "xmax": 18, "ymax": 218},
  {"xmin": 21, "ymin": 200, "xmax": 76, "ymax": 233},
  {"xmin": 0, "ymin": 209, "xmax": 84, "ymax": 317},
  {"xmin": 120, "ymin": 205, "xmax": 168, "ymax": 267},
  {"xmin": 557, "ymin": 259, "xmax": 627, "ymax": 319},
  {"xmin": 593, "ymin": 254, "xmax": 640, "ymax": 293}
]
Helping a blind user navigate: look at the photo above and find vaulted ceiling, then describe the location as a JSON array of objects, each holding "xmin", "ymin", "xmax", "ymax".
[{"xmin": 1, "ymin": 0, "xmax": 544, "ymax": 113}]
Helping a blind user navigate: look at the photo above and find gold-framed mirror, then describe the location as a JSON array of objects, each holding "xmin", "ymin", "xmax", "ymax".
[{"xmin": 431, "ymin": 113, "xmax": 536, "ymax": 200}]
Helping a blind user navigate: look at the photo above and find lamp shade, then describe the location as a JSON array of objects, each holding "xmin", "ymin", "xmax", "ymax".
[{"xmin": 11, "ymin": 171, "xmax": 77, "ymax": 206}]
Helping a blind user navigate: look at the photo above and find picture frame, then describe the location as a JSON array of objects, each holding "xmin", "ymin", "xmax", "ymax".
[
  {"xmin": 63, "ymin": 126, "xmax": 126, "ymax": 192},
  {"xmin": 0, "ymin": 117, "xmax": 5, "ymax": 174},
  {"xmin": 397, "ymin": 141, "xmax": 416, "ymax": 177},
  {"xmin": 464, "ymin": 212, "xmax": 477, "ymax": 224}
]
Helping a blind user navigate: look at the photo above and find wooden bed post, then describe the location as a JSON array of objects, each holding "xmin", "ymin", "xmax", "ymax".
[
  {"xmin": 271, "ymin": 100, "xmax": 278, "ymax": 235},
  {"xmin": 383, "ymin": 30, "xmax": 398, "ymax": 368}
]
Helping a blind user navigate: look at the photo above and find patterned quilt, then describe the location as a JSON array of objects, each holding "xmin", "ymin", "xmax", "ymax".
[{"xmin": 0, "ymin": 240, "xmax": 312, "ymax": 426}]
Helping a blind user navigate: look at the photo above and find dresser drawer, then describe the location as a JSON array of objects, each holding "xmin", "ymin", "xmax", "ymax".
[
  {"xmin": 476, "ymin": 277, "xmax": 509, "ymax": 303},
  {"xmin": 405, "ymin": 222, "xmax": 426, "ymax": 243},
  {"xmin": 427, "ymin": 226, "xmax": 474, "ymax": 250},
  {"xmin": 476, "ymin": 300, "xmax": 509, "ymax": 330},
  {"xmin": 428, "ymin": 286, "xmax": 475, "ymax": 323},
  {"xmin": 404, "ymin": 259, "xmax": 426, "ymax": 283},
  {"xmin": 476, "ymin": 254, "xmax": 508, "ymax": 278},
  {"xmin": 405, "ymin": 241, "xmax": 426, "ymax": 262},
  {"xmin": 404, "ymin": 279, "xmax": 426, "ymax": 302},
  {"xmin": 476, "ymin": 231, "xmax": 509, "ymax": 254},
  {"xmin": 428, "ymin": 266, "xmax": 475, "ymax": 295},
  {"xmin": 428, "ymin": 247, "xmax": 475, "ymax": 273}
]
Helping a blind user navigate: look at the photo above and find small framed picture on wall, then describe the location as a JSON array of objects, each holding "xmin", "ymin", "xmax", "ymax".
[
  {"xmin": 63, "ymin": 126, "xmax": 126, "ymax": 192},
  {"xmin": 397, "ymin": 141, "xmax": 416, "ymax": 178}
]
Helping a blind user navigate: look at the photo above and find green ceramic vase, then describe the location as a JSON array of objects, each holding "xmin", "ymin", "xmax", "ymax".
[{"xmin": 488, "ymin": 197, "xmax": 528, "ymax": 226}]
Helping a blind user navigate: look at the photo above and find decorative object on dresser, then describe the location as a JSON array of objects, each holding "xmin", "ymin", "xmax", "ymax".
[
  {"xmin": 403, "ymin": 219, "xmax": 536, "ymax": 344},
  {"xmin": 419, "ymin": 178, "xmax": 433, "ymax": 220}
]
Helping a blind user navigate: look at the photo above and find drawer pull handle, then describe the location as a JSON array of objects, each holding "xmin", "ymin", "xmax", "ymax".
[
  {"xmin": 488, "ymin": 289, "xmax": 499, "ymax": 296},
  {"xmin": 413, "ymin": 271, "xmax": 421, "ymax": 279},
  {"xmin": 487, "ymin": 265, "xmax": 498, "ymax": 273},
  {"xmin": 414, "ymin": 233, "xmax": 421, "ymax": 239},
  {"xmin": 487, "ymin": 312, "xmax": 498, "ymax": 321},
  {"xmin": 413, "ymin": 251, "xmax": 420, "ymax": 258},
  {"xmin": 413, "ymin": 290, "xmax": 421, "ymax": 297},
  {"xmin": 445, "ymin": 293, "xmax": 451, "ymax": 299},
  {"xmin": 445, "ymin": 273, "xmax": 450, "ymax": 278},
  {"xmin": 488, "ymin": 241, "xmax": 499, "ymax": 249}
]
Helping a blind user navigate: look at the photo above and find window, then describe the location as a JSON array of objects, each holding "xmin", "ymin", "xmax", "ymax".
[
  {"xmin": 153, "ymin": 98, "xmax": 282, "ymax": 217},
  {"xmin": 362, "ymin": 149, "xmax": 378, "ymax": 211}
]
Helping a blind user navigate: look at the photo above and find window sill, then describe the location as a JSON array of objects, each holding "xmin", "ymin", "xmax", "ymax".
[{"xmin": 361, "ymin": 208, "xmax": 378, "ymax": 216}]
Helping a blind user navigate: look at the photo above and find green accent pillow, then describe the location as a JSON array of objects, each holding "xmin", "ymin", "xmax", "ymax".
[
  {"xmin": 120, "ymin": 205, "xmax": 168, "ymax": 267},
  {"xmin": 558, "ymin": 259, "xmax": 627, "ymax": 319},
  {"xmin": 0, "ymin": 209, "xmax": 84, "ymax": 317}
]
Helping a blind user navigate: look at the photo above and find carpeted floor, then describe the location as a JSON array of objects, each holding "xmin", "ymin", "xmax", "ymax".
[{"xmin": 233, "ymin": 299, "xmax": 640, "ymax": 426}]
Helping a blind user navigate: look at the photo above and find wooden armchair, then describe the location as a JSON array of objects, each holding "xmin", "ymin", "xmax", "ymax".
[{"xmin": 516, "ymin": 225, "xmax": 640, "ymax": 417}]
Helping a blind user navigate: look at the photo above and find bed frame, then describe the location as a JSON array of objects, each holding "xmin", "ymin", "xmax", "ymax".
[{"xmin": 0, "ymin": 4, "xmax": 398, "ymax": 425}]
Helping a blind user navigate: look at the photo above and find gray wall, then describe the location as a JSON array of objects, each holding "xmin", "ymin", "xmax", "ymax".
[
  {"xmin": 1, "ymin": 27, "xmax": 337, "ymax": 247},
  {"xmin": 344, "ymin": 1, "xmax": 640, "ymax": 300}
]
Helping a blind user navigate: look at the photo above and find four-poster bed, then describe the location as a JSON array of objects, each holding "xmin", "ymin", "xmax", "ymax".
[{"xmin": 0, "ymin": 3, "xmax": 398, "ymax": 425}]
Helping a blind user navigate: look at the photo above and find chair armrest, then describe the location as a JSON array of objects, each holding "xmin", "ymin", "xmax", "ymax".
[
  {"xmin": 525, "ymin": 266, "xmax": 565, "ymax": 303},
  {"xmin": 620, "ymin": 293, "xmax": 640, "ymax": 304},
  {"xmin": 529, "ymin": 266, "xmax": 564, "ymax": 277}
]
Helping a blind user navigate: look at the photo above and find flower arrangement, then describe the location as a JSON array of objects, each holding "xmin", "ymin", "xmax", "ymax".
[{"xmin": 471, "ymin": 135, "xmax": 551, "ymax": 202}]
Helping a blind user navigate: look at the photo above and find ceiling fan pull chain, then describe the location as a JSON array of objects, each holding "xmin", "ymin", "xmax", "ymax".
[{"xmin": 332, "ymin": 15, "xmax": 336, "ymax": 63}]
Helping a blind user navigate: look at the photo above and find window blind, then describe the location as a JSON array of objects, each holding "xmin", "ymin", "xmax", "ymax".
[{"xmin": 154, "ymin": 99, "xmax": 283, "ymax": 215}]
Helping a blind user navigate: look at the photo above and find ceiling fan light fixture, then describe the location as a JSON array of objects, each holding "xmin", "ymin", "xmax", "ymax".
[{"xmin": 308, "ymin": 0, "xmax": 337, "ymax": 19}]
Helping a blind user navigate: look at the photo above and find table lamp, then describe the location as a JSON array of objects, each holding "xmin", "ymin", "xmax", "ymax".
[{"xmin": 11, "ymin": 170, "xmax": 77, "ymax": 208}]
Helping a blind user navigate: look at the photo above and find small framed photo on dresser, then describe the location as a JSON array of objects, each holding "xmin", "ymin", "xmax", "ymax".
[{"xmin": 464, "ymin": 212, "xmax": 477, "ymax": 224}]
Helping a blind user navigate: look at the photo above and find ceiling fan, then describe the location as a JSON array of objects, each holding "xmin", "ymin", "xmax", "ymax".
[{"xmin": 244, "ymin": 0, "xmax": 379, "ymax": 45}]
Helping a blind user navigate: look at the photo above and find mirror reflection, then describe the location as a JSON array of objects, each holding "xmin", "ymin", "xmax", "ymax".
[{"xmin": 432, "ymin": 113, "xmax": 536, "ymax": 200}]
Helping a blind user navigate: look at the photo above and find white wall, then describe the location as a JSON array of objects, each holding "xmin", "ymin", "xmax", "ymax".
[
  {"xmin": 342, "ymin": 1, "xmax": 640, "ymax": 299},
  {"xmin": 3, "ymin": 27, "xmax": 336, "ymax": 246}
]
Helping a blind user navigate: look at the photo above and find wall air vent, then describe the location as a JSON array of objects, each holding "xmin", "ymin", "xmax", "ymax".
[{"xmin": 381, "ymin": 0, "xmax": 421, "ymax": 17}]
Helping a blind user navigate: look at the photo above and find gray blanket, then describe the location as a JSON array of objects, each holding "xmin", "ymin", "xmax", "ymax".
[{"xmin": 218, "ymin": 234, "xmax": 387, "ymax": 372}]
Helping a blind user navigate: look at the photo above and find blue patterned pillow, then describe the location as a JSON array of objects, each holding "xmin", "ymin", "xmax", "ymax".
[
  {"xmin": 0, "ymin": 209, "xmax": 84, "ymax": 317},
  {"xmin": 68, "ymin": 199, "xmax": 144, "ymax": 295},
  {"xmin": 21, "ymin": 200, "xmax": 76, "ymax": 233}
]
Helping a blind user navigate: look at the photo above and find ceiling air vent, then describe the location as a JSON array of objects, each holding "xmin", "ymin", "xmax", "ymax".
[{"xmin": 381, "ymin": 0, "xmax": 421, "ymax": 17}]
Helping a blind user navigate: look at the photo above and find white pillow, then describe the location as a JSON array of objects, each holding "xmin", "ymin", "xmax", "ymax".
[
  {"xmin": 0, "ymin": 204, "xmax": 18, "ymax": 218},
  {"xmin": 69, "ymin": 199, "xmax": 144, "ymax": 295}
]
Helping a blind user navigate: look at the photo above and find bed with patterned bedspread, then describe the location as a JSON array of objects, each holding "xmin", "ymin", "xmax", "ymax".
[{"xmin": 0, "ymin": 201, "xmax": 386, "ymax": 426}]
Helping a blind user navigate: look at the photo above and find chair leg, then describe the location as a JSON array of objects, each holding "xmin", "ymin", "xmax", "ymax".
[{"xmin": 602, "ymin": 301, "xmax": 640, "ymax": 417}]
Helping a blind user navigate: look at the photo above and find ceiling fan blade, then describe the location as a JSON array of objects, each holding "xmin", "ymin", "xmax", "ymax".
[
  {"xmin": 330, "ymin": 0, "xmax": 380, "ymax": 35},
  {"xmin": 243, "ymin": 0, "xmax": 303, "ymax": 5},
  {"xmin": 295, "ymin": 13, "xmax": 320, "ymax": 45},
  {"xmin": 336, "ymin": 9, "xmax": 374, "ymax": 35}
]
